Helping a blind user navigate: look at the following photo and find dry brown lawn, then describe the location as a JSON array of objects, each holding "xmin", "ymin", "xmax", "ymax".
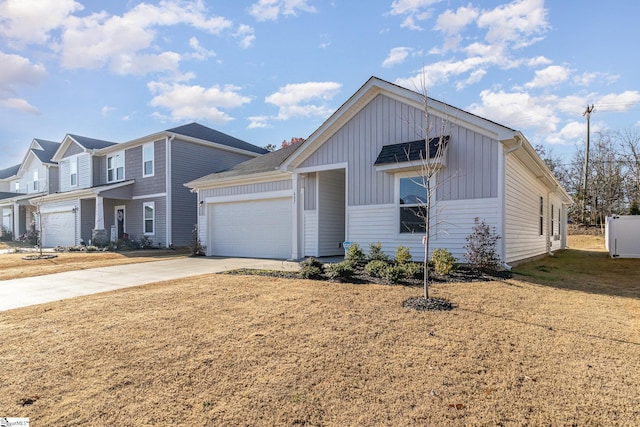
[
  {"xmin": 0, "ymin": 250, "xmax": 188, "ymax": 281},
  {"xmin": 1, "ymin": 236, "xmax": 639, "ymax": 425}
]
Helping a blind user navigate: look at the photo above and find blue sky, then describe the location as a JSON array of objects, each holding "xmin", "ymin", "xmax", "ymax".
[{"xmin": 1, "ymin": 0, "xmax": 639, "ymax": 168}]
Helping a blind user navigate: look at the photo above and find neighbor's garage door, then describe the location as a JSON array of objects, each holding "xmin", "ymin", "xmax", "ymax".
[
  {"xmin": 42, "ymin": 210, "xmax": 75, "ymax": 247},
  {"xmin": 209, "ymin": 197, "xmax": 292, "ymax": 259}
]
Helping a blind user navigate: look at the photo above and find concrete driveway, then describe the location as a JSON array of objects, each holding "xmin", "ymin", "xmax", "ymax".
[{"xmin": 0, "ymin": 257, "xmax": 299, "ymax": 312}]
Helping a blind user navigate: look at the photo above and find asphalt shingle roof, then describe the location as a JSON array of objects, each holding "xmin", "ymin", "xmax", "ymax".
[
  {"xmin": 374, "ymin": 136, "xmax": 450, "ymax": 166},
  {"xmin": 189, "ymin": 143, "xmax": 301, "ymax": 185},
  {"xmin": 0, "ymin": 191, "xmax": 18, "ymax": 201},
  {"xmin": 32, "ymin": 139, "xmax": 60, "ymax": 163},
  {"xmin": 0, "ymin": 164, "xmax": 20, "ymax": 179},
  {"xmin": 68, "ymin": 134, "xmax": 118, "ymax": 150},
  {"xmin": 167, "ymin": 122, "xmax": 268, "ymax": 155}
]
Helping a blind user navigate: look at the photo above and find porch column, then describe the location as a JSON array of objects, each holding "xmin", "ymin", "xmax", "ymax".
[
  {"xmin": 12, "ymin": 202, "xmax": 19, "ymax": 240},
  {"xmin": 95, "ymin": 196, "xmax": 104, "ymax": 229}
]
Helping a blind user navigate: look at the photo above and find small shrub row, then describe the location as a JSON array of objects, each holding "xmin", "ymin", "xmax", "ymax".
[{"xmin": 54, "ymin": 245, "xmax": 102, "ymax": 252}]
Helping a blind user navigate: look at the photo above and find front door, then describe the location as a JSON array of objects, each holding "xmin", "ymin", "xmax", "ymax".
[{"xmin": 115, "ymin": 206, "xmax": 125, "ymax": 239}]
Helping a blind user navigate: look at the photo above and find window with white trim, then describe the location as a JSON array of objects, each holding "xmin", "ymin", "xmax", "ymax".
[
  {"xmin": 399, "ymin": 176, "xmax": 428, "ymax": 233},
  {"xmin": 70, "ymin": 157, "xmax": 78, "ymax": 187},
  {"xmin": 142, "ymin": 143, "xmax": 154, "ymax": 177},
  {"xmin": 143, "ymin": 202, "xmax": 155, "ymax": 235},
  {"xmin": 14, "ymin": 181, "xmax": 20, "ymax": 193},
  {"xmin": 32, "ymin": 170, "xmax": 38, "ymax": 192},
  {"xmin": 107, "ymin": 152, "xmax": 124, "ymax": 182},
  {"xmin": 539, "ymin": 196, "xmax": 544, "ymax": 236}
]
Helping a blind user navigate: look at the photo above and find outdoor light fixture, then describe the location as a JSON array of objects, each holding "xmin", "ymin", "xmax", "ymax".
[{"xmin": 199, "ymin": 200, "xmax": 204, "ymax": 207}]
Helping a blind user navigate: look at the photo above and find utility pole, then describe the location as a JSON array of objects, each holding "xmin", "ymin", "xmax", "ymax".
[{"xmin": 581, "ymin": 104, "xmax": 595, "ymax": 224}]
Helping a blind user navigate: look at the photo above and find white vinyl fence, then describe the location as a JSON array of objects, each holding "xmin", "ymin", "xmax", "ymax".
[{"xmin": 605, "ymin": 215, "xmax": 640, "ymax": 258}]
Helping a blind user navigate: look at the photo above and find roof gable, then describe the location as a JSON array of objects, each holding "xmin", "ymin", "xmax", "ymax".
[
  {"xmin": 167, "ymin": 122, "xmax": 268, "ymax": 155},
  {"xmin": 52, "ymin": 134, "xmax": 118, "ymax": 161}
]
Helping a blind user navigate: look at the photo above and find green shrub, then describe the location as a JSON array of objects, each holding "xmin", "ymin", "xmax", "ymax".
[
  {"xmin": 368, "ymin": 242, "xmax": 389, "ymax": 261},
  {"xmin": 345, "ymin": 243, "xmax": 365, "ymax": 265},
  {"xmin": 324, "ymin": 261, "xmax": 355, "ymax": 280},
  {"xmin": 401, "ymin": 262, "xmax": 424, "ymax": 279},
  {"xmin": 395, "ymin": 245, "xmax": 413, "ymax": 264},
  {"xmin": 464, "ymin": 218, "xmax": 501, "ymax": 270},
  {"xmin": 140, "ymin": 236, "xmax": 154, "ymax": 249},
  {"xmin": 299, "ymin": 257, "xmax": 324, "ymax": 279},
  {"xmin": 364, "ymin": 259, "xmax": 389, "ymax": 278},
  {"xmin": 383, "ymin": 264, "xmax": 406, "ymax": 284},
  {"xmin": 431, "ymin": 248, "xmax": 458, "ymax": 276}
]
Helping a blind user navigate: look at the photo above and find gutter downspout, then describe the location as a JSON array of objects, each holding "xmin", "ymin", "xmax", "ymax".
[
  {"xmin": 500, "ymin": 135, "xmax": 523, "ymax": 271},
  {"xmin": 166, "ymin": 134, "xmax": 175, "ymax": 247}
]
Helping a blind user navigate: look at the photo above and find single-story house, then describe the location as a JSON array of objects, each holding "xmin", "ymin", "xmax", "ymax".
[{"xmin": 185, "ymin": 76, "xmax": 571, "ymax": 265}]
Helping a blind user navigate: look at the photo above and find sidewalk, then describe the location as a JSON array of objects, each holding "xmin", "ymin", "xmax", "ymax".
[{"xmin": 0, "ymin": 257, "xmax": 299, "ymax": 312}]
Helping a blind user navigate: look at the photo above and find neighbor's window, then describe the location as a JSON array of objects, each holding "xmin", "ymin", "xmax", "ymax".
[
  {"xmin": 539, "ymin": 196, "xmax": 544, "ymax": 236},
  {"xmin": 399, "ymin": 176, "xmax": 428, "ymax": 233},
  {"xmin": 551, "ymin": 204, "xmax": 554, "ymax": 235},
  {"xmin": 143, "ymin": 202, "xmax": 155, "ymax": 235},
  {"xmin": 142, "ymin": 143, "xmax": 154, "ymax": 177},
  {"xmin": 14, "ymin": 181, "xmax": 20, "ymax": 193},
  {"xmin": 107, "ymin": 152, "xmax": 124, "ymax": 182},
  {"xmin": 70, "ymin": 157, "xmax": 78, "ymax": 187},
  {"xmin": 32, "ymin": 170, "xmax": 38, "ymax": 192}
]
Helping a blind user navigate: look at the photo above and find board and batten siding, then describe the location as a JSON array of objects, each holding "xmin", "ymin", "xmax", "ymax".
[
  {"xmin": 504, "ymin": 154, "xmax": 549, "ymax": 263},
  {"xmin": 317, "ymin": 169, "xmax": 345, "ymax": 256},
  {"xmin": 347, "ymin": 198, "xmax": 498, "ymax": 262},
  {"xmin": 302, "ymin": 173, "xmax": 316, "ymax": 211},
  {"xmin": 171, "ymin": 139, "xmax": 257, "ymax": 246},
  {"xmin": 298, "ymin": 94, "xmax": 498, "ymax": 206}
]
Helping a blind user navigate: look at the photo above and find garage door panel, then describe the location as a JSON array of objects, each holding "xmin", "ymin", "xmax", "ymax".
[
  {"xmin": 209, "ymin": 198, "xmax": 291, "ymax": 259},
  {"xmin": 42, "ymin": 211, "xmax": 75, "ymax": 247}
]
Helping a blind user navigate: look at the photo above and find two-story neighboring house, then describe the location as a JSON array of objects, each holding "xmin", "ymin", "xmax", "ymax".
[
  {"xmin": 38, "ymin": 123, "xmax": 267, "ymax": 248},
  {"xmin": 0, "ymin": 139, "xmax": 60, "ymax": 240}
]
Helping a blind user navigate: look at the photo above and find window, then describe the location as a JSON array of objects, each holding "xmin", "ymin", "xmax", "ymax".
[
  {"xmin": 142, "ymin": 143, "xmax": 154, "ymax": 177},
  {"xmin": 399, "ymin": 176, "xmax": 428, "ymax": 233},
  {"xmin": 14, "ymin": 181, "xmax": 20, "ymax": 193},
  {"xmin": 32, "ymin": 170, "xmax": 38, "ymax": 191},
  {"xmin": 143, "ymin": 202, "xmax": 155, "ymax": 235},
  {"xmin": 70, "ymin": 157, "xmax": 78, "ymax": 187},
  {"xmin": 539, "ymin": 197, "xmax": 544, "ymax": 236},
  {"xmin": 551, "ymin": 204, "xmax": 554, "ymax": 235},
  {"xmin": 107, "ymin": 153, "xmax": 124, "ymax": 182}
]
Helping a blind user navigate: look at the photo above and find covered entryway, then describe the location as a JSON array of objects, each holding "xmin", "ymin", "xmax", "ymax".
[
  {"xmin": 208, "ymin": 197, "xmax": 292, "ymax": 259},
  {"xmin": 41, "ymin": 207, "xmax": 76, "ymax": 247}
]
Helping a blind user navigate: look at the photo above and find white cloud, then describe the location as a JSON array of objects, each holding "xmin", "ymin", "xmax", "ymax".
[
  {"xmin": 382, "ymin": 47, "xmax": 412, "ymax": 68},
  {"xmin": 573, "ymin": 71, "xmax": 619, "ymax": 86},
  {"xmin": 395, "ymin": 57, "xmax": 488, "ymax": 90},
  {"xmin": 101, "ymin": 105, "xmax": 115, "ymax": 117},
  {"xmin": 148, "ymin": 81, "xmax": 251, "ymax": 123},
  {"xmin": 545, "ymin": 121, "xmax": 585, "ymax": 145},
  {"xmin": 235, "ymin": 24, "xmax": 255, "ymax": 49},
  {"xmin": 248, "ymin": 0, "xmax": 316, "ymax": 22},
  {"xmin": 187, "ymin": 37, "xmax": 216, "ymax": 60},
  {"xmin": 59, "ymin": 1, "xmax": 232, "ymax": 75},
  {"xmin": 434, "ymin": 5, "xmax": 479, "ymax": 36},
  {"xmin": 525, "ymin": 65, "xmax": 572, "ymax": 89},
  {"xmin": 596, "ymin": 91, "xmax": 640, "ymax": 112},
  {"xmin": 248, "ymin": 115, "xmax": 270, "ymax": 129},
  {"xmin": 0, "ymin": 51, "xmax": 46, "ymax": 114},
  {"xmin": 389, "ymin": 0, "xmax": 441, "ymax": 30},
  {"xmin": 0, "ymin": 97, "xmax": 39, "ymax": 114},
  {"xmin": 265, "ymin": 81, "xmax": 341, "ymax": 121},
  {"xmin": 526, "ymin": 56, "xmax": 552, "ymax": 67},
  {"xmin": 477, "ymin": 0, "xmax": 549, "ymax": 47},
  {"xmin": 0, "ymin": 0, "xmax": 83, "ymax": 46}
]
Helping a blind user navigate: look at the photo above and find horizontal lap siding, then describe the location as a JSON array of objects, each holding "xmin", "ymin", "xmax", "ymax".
[
  {"xmin": 128, "ymin": 140, "xmax": 166, "ymax": 197},
  {"xmin": 201, "ymin": 179, "xmax": 292, "ymax": 199},
  {"xmin": 303, "ymin": 210, "xmax": 318, "ymax": 256},
  {"xmin": 171, "ymin": 140, "xmax": 257, "ymax": 246},
  {"xmin": 80, "ymin": 199, "xmax": 95, "ymax": 244},
  {"xmin": 126, "ymin": 197, "xmax": 167, "ymax": 246},
  {"xmin": 505, "ymin": 156, "xmax": 548, "ymax": 263},
  {"xmin": 347, "ymin": 198, "xmax": 497, "ymax": 262}
]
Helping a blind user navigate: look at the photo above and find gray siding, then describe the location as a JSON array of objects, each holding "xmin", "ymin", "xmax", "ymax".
[
  {"xmin": 127, "ymin": 197, "xmax": 167, "ymax": 246},
  {"xmin": 171, "ymin": 139, "xmax": 256, "ymax": 246},
  {"xmin": 302, "ymin": 173, "xmax": 316, "ymax": 211},
  {"xmin": 48, "ymin": 166, "xmax": 59, "ymax": 193},
  {"xmin": 201, "ymin": 179, "xmax": 292, "ymax": 199},
  {"xmin": 62, "ymin": 142, "xmax": 83, "ymax": 158},
  {"xmin": 127, "ymin": 139, "xmax": 166, "ymax": 197},
  {"xmin": 93, "ymin": 156, "xmax": 106, "ymax": 186},
  {"xmin": 299, "ymin": 94, "xmax": 498, "ymax": 206},
  {"xmin": 80, "ymin": 198, "xmax": 95, "ymax": 244},
  {"xmin": 59, "ymin": 153, "xmax": 91, "ymax": 192},
  {"xmin": 318, "ymin": 169, "xmax": 345, "ymax": 256}
]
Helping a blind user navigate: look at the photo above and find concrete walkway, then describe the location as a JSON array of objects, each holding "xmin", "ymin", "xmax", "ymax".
[{"xmin": 0, "ymin": 257, "xmax": 299, "ymax": 312}]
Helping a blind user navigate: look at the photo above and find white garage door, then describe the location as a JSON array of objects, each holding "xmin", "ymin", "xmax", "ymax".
[
  {"xmin": 209, "ymin": 197, "xmax": 292, "ymax": 259},
  {"xmin": 42, "ymin": 211, "xmax": 75, "ymax": 247}
]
